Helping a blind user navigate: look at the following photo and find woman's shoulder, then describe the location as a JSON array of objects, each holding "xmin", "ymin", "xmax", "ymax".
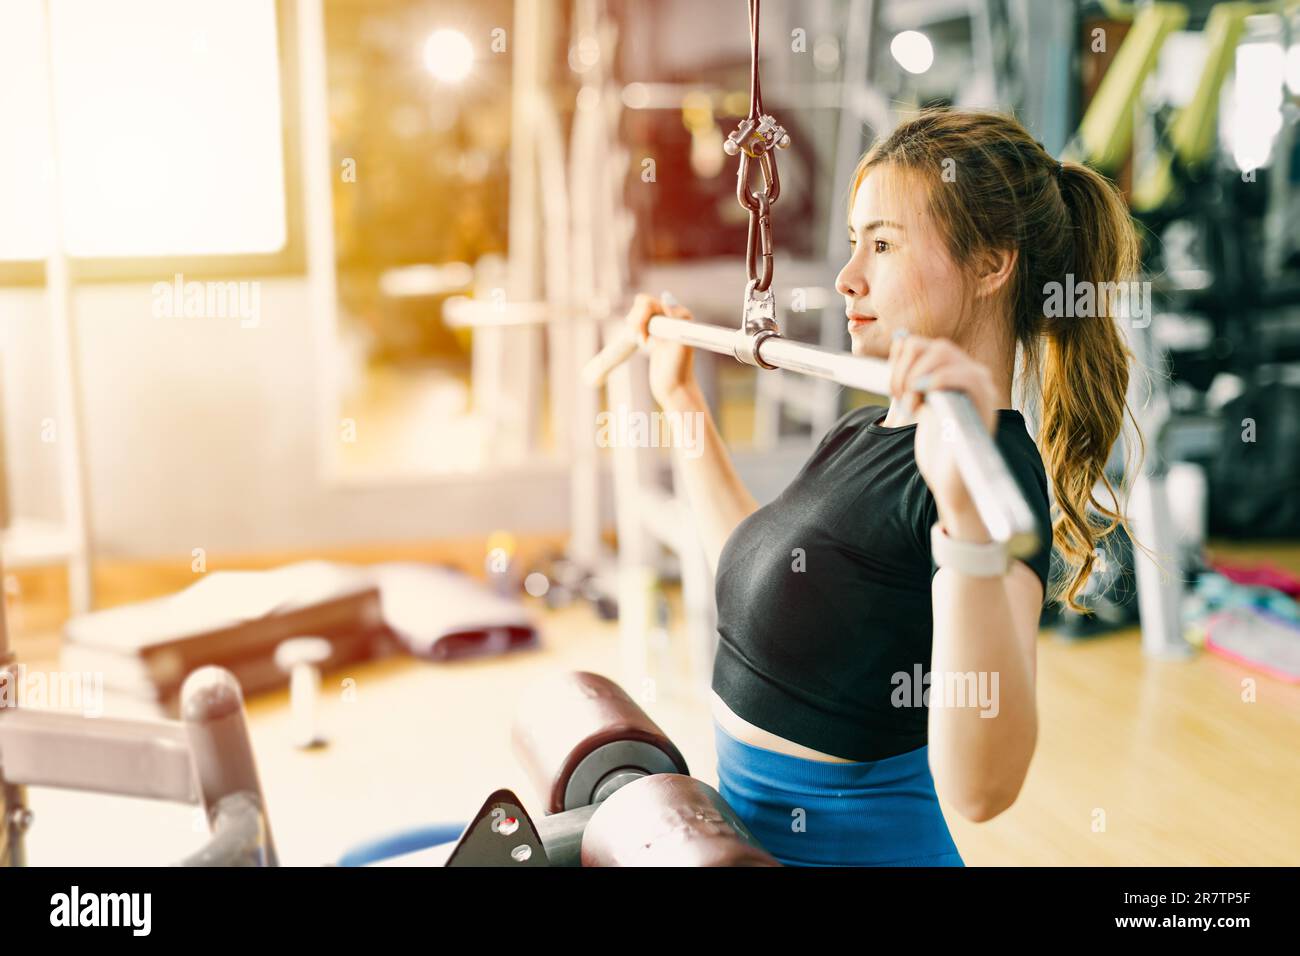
[
  {"xmin": 992, "ymin": 409, "xmax": 1055, "ymax": 567},
  {"xmin": 993, "ymin": 410, "xmax": 1049, "ymax": 485}
]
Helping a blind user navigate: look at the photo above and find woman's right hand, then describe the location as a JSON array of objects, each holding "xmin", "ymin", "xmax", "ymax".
[{"xmin": 626, "ymin": 292, "xmax": 698, "ymax": 410}]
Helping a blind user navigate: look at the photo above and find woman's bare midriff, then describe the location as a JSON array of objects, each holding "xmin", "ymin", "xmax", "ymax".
[{"xmin": 710, "ymin": 689, "xmax": 860, "ymax": 763}]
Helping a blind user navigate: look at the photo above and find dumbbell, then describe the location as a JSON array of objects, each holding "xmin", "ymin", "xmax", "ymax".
[{"xmin": 461, "ymin": 670, "xmax": 777, "ymax": 866}]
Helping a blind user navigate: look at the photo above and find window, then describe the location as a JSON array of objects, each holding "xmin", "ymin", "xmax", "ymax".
[{"xmin": 0, "ymin": 0, "xmax": 299, "ymax": 277}]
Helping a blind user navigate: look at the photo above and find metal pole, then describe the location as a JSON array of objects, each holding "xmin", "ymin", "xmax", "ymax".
[
  {"xmin": 1123, "ymin": 298, "xmax": 1191, "ymax": 659},
  {"xmin": 0, "ymin": 548, "xmax": 24, "ymax": 866},
  {"xmin": 584, "ymin": 315, "xmax": 1040, "ymax": 557},
  {"xmin": 41, "ymin": 0, "xmax": 94, "ymax": 614}
]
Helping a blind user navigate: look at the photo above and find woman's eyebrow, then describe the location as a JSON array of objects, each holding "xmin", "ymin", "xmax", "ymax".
[{"xmin": 850, "ymin": 219, "xmax": 905, "ymax": 233}]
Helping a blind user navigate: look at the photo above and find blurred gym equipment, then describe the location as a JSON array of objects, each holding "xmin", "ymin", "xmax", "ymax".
[
  {"xmin": 1, "ymin": 601, "xmax": 277, "ymax": 867},
  {"xmin": 355, "ymin": 670, "xmax": 779, "ymax": 867},
  {"xmin": 1055, "ymin": 0, "xmax": 1300, "ymax": 652}
]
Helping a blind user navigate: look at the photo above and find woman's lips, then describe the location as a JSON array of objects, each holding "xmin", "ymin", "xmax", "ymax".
[{"xmin": 846, "ymin": 313, "xmax": 876, "ymax": 328}]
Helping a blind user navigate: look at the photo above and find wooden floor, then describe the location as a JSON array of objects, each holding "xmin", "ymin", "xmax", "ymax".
[{"xmin": 7, "ymin": 536, "xmax": 1299, "ymax": 866}]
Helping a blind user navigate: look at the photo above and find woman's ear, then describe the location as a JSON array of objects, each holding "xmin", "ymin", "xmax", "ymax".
[{"xmin": 973, "ymin": 246, "xmax": 1018, "ymax": 301}]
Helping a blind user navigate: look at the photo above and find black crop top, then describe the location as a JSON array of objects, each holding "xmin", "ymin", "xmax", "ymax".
[{"xmin": 711, "ymin": 404, "xmax": 1053, "ymax": 762}]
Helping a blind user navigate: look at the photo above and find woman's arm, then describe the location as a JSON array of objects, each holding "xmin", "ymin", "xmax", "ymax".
[
  {"xmin": 887, "ymin": 332, "xmax": 1043, "ymax": 822},
  {"xmin": 926, "ymin": 502, "xmax": 1043, "ymax": 822},
  {"xmin": 662, "ymin": 382, "xmax": 759, "ymax": 577},
  {"xmin": 623, "ymin": 293, "xmax": 758, "ymax": 576}
]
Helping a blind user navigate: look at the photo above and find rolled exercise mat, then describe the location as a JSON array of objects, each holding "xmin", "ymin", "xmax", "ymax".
[
  {"xmin": 581, "ymin": 773, "xmax": 781, "ymax": 867},
  {"xmin": 512, "ymin": 671, "xmax": 688, "ymax": 814},
  {"xmin": 1204, "ymin": 606, "xmax": 1300, "ymax": 683}
]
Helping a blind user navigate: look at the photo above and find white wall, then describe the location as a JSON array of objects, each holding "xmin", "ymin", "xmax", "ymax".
[
  {"xmin": 0, "ymin": 280, "xmax": 811, "ymax": 560},
  {"xmin": 0, "ymin": 279, "xmax": 576, "ymax": 559}
]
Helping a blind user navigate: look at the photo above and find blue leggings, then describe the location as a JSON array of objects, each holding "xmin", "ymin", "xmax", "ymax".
[{"xmin": 714, "ymin": 720, "xmax": 965, "ymax": 867}]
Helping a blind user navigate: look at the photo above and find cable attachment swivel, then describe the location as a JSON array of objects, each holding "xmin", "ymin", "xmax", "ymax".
[
  {"xmin": 734, "ymin": 279, "xmax": 779, "ymax": 370},
  {"xmin": 722, "ymin": 114, "xmax": 791, "ymax": 158}
]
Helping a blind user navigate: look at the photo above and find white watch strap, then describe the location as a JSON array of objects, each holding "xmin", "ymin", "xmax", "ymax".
[{"xmin": 930, "ymin": 522, "xmax": 1010, "ymax": 577}]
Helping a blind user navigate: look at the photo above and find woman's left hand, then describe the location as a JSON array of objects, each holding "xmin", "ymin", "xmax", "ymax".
[{"xmin": 889, "ymin": 333, "xmax": 1000, "ymax": 528}]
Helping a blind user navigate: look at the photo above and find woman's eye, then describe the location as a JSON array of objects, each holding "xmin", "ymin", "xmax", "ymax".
[{"xmin": 874, "ymin": 239, "xmax": 890, "ymax": 254}]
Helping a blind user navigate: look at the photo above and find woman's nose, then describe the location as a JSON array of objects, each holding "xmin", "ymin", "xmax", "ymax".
[{"xmin": 835, "ymin": 260, "xmax": 863, "ymax": 298}]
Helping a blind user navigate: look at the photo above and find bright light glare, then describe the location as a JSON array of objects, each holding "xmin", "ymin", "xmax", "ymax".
[
  {"xmin": 423, "ymin": 29, "xmax": 474, "ymax": 84},
  {"xmin": 1231, "ymin": 41, "xmax": 1284, "ymax": 172},
  {"xmin": 890, "ymin": 31, "xmax": 934, "ymax": 75},
  {"xmin": 0, "ymin": 0, "xmax": 286, "ymax": 259}
]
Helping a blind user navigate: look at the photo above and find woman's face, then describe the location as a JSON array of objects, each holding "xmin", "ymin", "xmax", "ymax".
[{"xmin": 834, "ymin": 165, "xmax": 969, "ymax": 360}]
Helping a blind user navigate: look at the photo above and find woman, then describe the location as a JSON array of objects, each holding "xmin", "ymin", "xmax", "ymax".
[{"xmin": 623, "ymin": 108, "xmax": 1144, "ymax": 866}]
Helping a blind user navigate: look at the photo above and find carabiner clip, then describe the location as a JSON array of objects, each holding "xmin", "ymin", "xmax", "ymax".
[{"xmin": 734, "ymin": 280, "xmax": 779, "ymax": 370}]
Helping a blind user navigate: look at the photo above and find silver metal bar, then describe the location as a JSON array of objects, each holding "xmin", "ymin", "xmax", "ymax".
[
  {"xmin": 443, "ymin": 296, "xmax": 552, "ymax": 328},
  {"xmin": 175, "ymin": 791, "xmax": 275, "ymax": 867},
  {"xmin": 181, "ymin": 667, "xmax": 279, "ymax": 866},
  {"xmin": 535, "ymin": 803, "xmax": 597, "ymax": 866},
  {"xmin": 759, "ymin": 333, "xmax": 890, "ymax": 393},
  {"xmin": 926, "ymin": 391, "xmax": 1040, "ymax": 557},
  {"xmin": 0, "ymin": 709, "xmax": 198, "ymax": 803},
  {"xmin": 649, "ymin": 315, "xmax": 751, "ymax": 358},
  {"xmin": 585, "ymin": 315, "xmax": 1041, "ymax": 556}
]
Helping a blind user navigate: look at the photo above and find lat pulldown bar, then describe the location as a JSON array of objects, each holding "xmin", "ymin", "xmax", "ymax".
[{"xmin": 583, "ymin": 315, "xmax": 1041, "ymax": 559}]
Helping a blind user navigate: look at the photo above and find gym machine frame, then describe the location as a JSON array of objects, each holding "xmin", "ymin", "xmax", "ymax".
[
  {"xmin": 0, "ymin": 566, "xmax": 277, "ymax": 867},
  {"xmin": 366, "ymin": 670, "xmax": 778, "ymax": 867}
]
